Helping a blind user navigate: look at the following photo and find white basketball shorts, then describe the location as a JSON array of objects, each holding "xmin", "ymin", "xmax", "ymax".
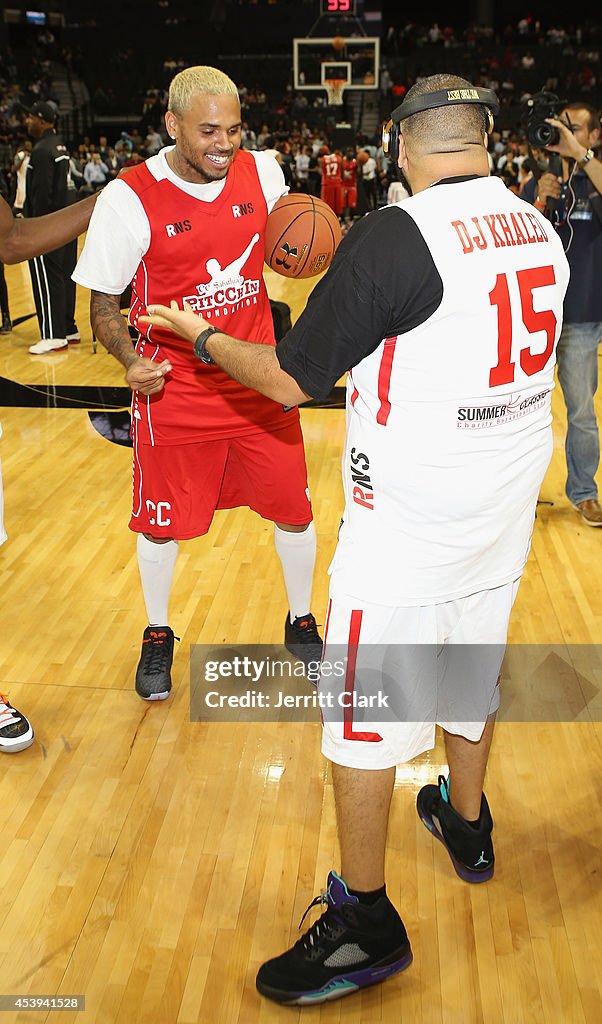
[{"xmin": 319, "ymin": 579, "xmax": 521, "ymax": 769}]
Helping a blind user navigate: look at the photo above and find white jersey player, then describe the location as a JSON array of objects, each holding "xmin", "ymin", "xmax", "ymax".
[{"xmin": 140, "ymin": 74, "xmax": 570, "ymax": 1007}]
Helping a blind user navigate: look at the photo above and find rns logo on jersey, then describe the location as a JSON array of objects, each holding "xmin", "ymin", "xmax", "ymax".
[
  {"xmin": 165, "ymin": 220, "xmax": 192, "ymax": 237},
  {"xmin": 232, "ymin": 202, "xmax": 255, "ymax": 218},
  {"xmin": 350, "ymin": 448, "xmax": 374, "ymax": 510}
]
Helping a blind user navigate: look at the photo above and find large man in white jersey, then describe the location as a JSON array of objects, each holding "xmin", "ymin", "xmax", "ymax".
[
  {"xmin": 73, "ymin": 67, "xmax": 322, "ymax": 703},
  {"xmin": 142, "ymin": 75, "xmax": 570, "ymax": 1006}
]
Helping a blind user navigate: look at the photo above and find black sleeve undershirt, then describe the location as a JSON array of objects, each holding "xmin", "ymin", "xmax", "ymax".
[{"xmin": 276, "ymin": 205, "xmax": 443, "ymax": 401}]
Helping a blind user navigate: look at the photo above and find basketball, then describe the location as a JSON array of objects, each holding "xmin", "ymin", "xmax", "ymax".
[{"xmin": 264, "ymin": 194, "xmax": 342, "ymax": 279}]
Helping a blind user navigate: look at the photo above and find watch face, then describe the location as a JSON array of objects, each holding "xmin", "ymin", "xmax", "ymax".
[{"xmin": 194, "ymin": 328, "xmax": 216, "ymax": 364}]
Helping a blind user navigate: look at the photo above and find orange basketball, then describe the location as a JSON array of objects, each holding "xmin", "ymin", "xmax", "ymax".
[{"xmin": 264, "ymin": 194, "xmax": 342, "ymax": 279}]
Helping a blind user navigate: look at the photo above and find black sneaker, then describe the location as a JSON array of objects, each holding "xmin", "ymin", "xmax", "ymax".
[
  {"xmin": 285, "ymin": 612, "xmax": 323, "ymax": 673},
  {"xmin": 135, "ymin": 626, "xmax": 176, "ymax": 701},
  {"xmin": 256, "ymin": 871, "xmax": 412, "ymax": 1005},
  {"xmin": 417, "ymin": 775, "xmax": 494, "ymax": 883},
  {"xmin": 0, "ymin": 693, "xmax": 34, "ymax": 753}
]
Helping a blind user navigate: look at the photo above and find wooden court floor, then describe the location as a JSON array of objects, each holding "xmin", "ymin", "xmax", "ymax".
[{"xmin": 0, "ymin": 253, "xmax": 600, "ymax": 1024}]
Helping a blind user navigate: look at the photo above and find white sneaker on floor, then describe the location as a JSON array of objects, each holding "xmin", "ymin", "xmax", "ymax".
[
  {"xmin": 28, "ymin": 337, "xmax": 68, "ymax": 354},
  {"xmin": 0, "ymin": 694, "xmax": 34, "ymax": 753},
  {"xmin": 66, "ymin": 331, "xmax": 81, "ymax": 344}
]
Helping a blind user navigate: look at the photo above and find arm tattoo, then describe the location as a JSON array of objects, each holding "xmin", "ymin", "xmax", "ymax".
[{"xmin": 90, "ymin": 291, "xmax": 138, "ymax": 369}]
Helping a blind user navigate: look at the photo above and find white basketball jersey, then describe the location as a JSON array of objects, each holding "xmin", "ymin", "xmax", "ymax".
[{"xmin": 330, "ymin": 175, "xmax": 569, "ymax": 605}]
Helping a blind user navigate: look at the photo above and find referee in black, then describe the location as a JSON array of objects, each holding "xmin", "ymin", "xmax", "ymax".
[{"xmin": 24, "ymin": 101, "xmax": 79, "ymax": 354}]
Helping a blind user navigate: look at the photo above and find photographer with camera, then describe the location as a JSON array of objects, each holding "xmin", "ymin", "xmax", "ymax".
[{"xmin": 522, "ymin": 99, "xmax": 602, "ymax": 526}]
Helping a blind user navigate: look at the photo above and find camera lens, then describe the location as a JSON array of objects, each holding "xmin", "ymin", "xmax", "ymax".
[{"xmin": 529, "ymin": 122, "xmax": 560, "ymax": 148}]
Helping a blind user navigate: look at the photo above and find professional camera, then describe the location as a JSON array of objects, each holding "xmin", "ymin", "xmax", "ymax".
[{"xmin": 521, "ymin": 90, "xmax": 565, "ymax": 148}]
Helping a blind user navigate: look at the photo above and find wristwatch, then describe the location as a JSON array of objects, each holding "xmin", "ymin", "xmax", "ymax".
[
  {"xmin": 193, "ymin": 325, "xmax": 220, "ymax": 364},
  {"xmin": 577, "ymin": 148, "xmax": 595, "ymax": 168}
]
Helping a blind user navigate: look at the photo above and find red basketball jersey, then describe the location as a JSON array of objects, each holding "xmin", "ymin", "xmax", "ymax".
[
  {"xmin": 342, "ymin": 158, "xmax": 358, "ymax": 208},
  {"xmin": 320, "ymin": 153, "xmax": 344, "ymax": 215},
  {"xmin": 342, "ymin": 157, "xmax": 357, "ymax": 184},
  {"xmin": 123, "ymin": 151, "xmax": 292, "ymax": 444},
  {"xmin": 320, "ymin": 153, "xmax": 343, "ymax": 185}
]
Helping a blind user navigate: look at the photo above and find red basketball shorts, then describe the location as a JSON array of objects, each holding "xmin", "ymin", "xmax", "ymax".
[
  {"xmin": 343, "ymin": 185, "xmax": 357, "ymax": 209},
  {"xmin": 129, "ymin": 419, "xmax": 313, "ymax": 539},
  {"xmin": 321, "ymin": 184, "xmax": 344, "ymax": 217}
]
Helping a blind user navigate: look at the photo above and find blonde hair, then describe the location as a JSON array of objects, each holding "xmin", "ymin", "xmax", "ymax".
[{"xmin": 168, "ymin": 66, "xmax": 239, "ymax": 116}]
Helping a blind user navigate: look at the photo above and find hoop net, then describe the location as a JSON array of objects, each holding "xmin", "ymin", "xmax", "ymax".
[{"xmin": 325, "ymin": 79, "xmax": 346, "ymax": 105}]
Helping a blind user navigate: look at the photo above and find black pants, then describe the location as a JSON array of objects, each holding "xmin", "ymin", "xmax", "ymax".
[
  {"xmin": 28, "ymin": 238, "xmax": 77, "ymax": 340},
  {"xmin": 0, "ymin": 262, "xmax": 9, "ymax": 319},
  {"xmin": 362, "ymin": 177, "xmax": 378, "ymax": 211}
]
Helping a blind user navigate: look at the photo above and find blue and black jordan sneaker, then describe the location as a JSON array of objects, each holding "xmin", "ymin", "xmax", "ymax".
[
  {"xmin": 417, "ymin": 774, "xmax": 494, "ymax": 883},
  {"xmin": 256, "ymin": 871, "xmax": 412, "ymax": 1005}
]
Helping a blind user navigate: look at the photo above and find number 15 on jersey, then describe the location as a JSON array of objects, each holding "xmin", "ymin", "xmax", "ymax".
[{"xmin": 489, "ymin": 266, "xmax": 558, "ymax": 388}]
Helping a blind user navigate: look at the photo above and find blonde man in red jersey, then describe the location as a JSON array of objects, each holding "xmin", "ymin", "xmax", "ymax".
[{"xmin": 73, "ymin": 67, "xmax": 321, "ymax": 701}]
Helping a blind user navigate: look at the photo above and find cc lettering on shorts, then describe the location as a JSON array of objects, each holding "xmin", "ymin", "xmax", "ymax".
[{"xmin": 146, "ymin": 499, "xmax": 172, "ymax": 527}]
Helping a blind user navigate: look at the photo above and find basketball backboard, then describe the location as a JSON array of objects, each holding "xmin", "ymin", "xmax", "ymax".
[{"xmin": 293, "ymin": 36, "xmax": 379, "ymax": 92}]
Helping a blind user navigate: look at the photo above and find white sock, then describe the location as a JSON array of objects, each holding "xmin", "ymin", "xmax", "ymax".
[
  {"xmin": 273, "ymin": 522, "xmax": 316, "ymax": 621},
  {"xmin": 137, "ymin": 534, "xmax": 178, "ymax": 626}
]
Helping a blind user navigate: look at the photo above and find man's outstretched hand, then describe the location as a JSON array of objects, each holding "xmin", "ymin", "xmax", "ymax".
[{"xmin": 140, "ymin": 300, "xmax": 208, "ymax": 342}]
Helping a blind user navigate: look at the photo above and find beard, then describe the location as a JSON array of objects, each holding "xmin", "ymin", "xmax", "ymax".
[{"xmin": 173, "ymin": 141, "xmax": 232, "ymax": 184}]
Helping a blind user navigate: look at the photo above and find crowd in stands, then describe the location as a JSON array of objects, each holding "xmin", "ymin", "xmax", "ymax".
[
  {"xmin": 0, "ymin": 15, "xmax": 600, "ymax": 219},
  {"xmin": 383, "ymin": 18, "xmax": 602, "ymax": 126}
]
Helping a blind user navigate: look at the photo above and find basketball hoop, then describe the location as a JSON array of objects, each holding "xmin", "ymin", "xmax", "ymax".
[{"xmin": 325, "ymin": 78, "xmax": 346, "ymax": 106}]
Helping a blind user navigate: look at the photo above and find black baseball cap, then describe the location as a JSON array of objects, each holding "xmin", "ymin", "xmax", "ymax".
[{"xmin": 26, "ymin": 101, "xmax": 58, "ymax": 124}]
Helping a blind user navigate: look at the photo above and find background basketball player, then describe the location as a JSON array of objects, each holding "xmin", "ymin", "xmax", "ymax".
[{"xmin": 320, "ymin": 148, "xmax": 344, "ymax": 217}]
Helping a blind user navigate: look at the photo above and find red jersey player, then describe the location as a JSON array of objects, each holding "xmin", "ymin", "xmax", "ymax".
[
  {"xmin": 320, "ymin": 150, "xmax": 344, "ymax": 217},
  {"xmin": 74, "ymin": 66, "xmax": 322, "ymax": 700},
  {"xmin": 342, "ymin": 148, "xmax": 358, "ymax": 218}
]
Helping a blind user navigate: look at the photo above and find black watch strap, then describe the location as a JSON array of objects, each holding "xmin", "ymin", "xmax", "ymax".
[{"xmin": 193, "ymin": 326, "xmax": 220, "ymax": 364}]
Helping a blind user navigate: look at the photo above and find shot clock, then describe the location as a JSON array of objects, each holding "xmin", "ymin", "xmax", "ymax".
[{"xmin": 321, "ymin": 0, "xmax": 357, "ymax": 13}]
